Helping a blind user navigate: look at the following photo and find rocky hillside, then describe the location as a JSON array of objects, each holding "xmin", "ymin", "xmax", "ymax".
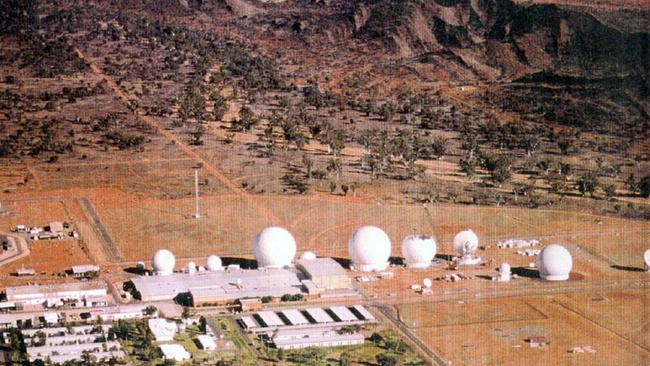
[{"xmin": 350, "ymin": 0, "xmax": 648, "ymax": 82}]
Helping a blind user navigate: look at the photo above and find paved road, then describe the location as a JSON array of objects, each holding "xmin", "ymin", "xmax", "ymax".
[{"xmin": 78, "ymin": 197, "xmax": 124, "ymax": 262}]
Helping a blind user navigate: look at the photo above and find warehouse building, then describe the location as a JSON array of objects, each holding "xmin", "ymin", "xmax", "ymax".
[
  {"xmin": 296, "ymin": 257, "xmax": 350, "ymax": 290},
  {"xmin": 272, "ymin": 327, "xmax": 364, "ymax": 350},
  {"xmin": 2, "ymin": 282, "xmax": 108, "ymax": 309}
]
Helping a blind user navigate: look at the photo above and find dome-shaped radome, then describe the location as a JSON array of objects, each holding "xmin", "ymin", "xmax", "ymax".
[
  {"xmin": 536, "ymin": 244, "xmax": 572, "ymax": 281},
  {"xmin": 453, "ymin": 230, "xmax": 479, "ymax": 256},
  {"xmin": 348, "ymin": 225, "xmax": 392, "ymax": 272},
  {"xmin": 300, "ymin": 251, "xmax": 317, "ymax": 260},
  {"xmin": 205, "ymin": 255, "xmax": 223, "ymax": 271},
  {"xmin": 152, "ymin": 249, "xmax": 175, "ymax": 276},
  {"xmin": 253, "ymin": 226, "xmax": 297, "ymax": 268},
  {"xmin": 401, "ymin": 235, "xmax": 436, "ymax": 269},
  {"xmin": 187, "ymin": 261, "xmax": 197, "ymax": 275}
]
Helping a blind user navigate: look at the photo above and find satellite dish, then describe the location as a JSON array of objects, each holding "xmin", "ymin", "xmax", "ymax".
[
  {"xmin": 236, "ymin": 278, "xmax": 243, "ymax": 286},
  {"xmin": 644, "ymin": 249, "xmax": 650, "ymax": 270},
  {"xmin": 423, "ymin": 278, "xmax": 432, "ymax": 288}
]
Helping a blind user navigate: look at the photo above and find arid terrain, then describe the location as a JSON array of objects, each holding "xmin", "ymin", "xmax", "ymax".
[{"xmin": 0, "ymin": 0, "xmax": 648, "ymax": 365}]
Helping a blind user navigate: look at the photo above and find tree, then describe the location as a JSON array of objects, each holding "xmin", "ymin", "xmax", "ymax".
[
  {"xmin": 604, "ymin": 185, "xmax": 616, "ymax": 199},
  {"xmin": 577, "ymin": 172, "xmax": 599, "ymax": 197},
  {"xmin": 339, "ymin": 351, "xmax": 352, "ymax": 366},
  {"xmin": 277, "ymin": 348, "xmax": 285, "ymax": 361},
  {"xmin": 143, "ymin": 305, "xmax": 157, "ymax": 316},
  {"xmin": 234, "ymin": 106, "xmax": 258, "ymax": 131},
  {"xmin": 639, "ymin": 174, "xmax": 650, "ymax": 198},
  {"xmin": 190, "ymin": 124, "xmax": 206, "ymax": 145},
  {"xmin": 430, "ymin": 136, "xmax": 449, "ymax": 159},
  {"xmin": 327, "ymin": 158, "xmax": 342, "ymax": 182},
  {"xmin": 558, "ymin": 138, "xmax": 572, "ymax": 155},
  {"xmin": 484, "ymin": 155, "xmax": 512, "ymax": 187},
  {"xmin": 376, "ymin": 353, "xmax": 397, "ymax": 366}
]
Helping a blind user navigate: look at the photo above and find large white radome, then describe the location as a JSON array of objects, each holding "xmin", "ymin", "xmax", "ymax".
[
  {"xmin": 152, "ymin": 249, "xmax": 175, "ymax": 276},
  {"xmin": 348, "ymin": 225, "xmax": 392, "ymax": 272},
  {"xmin": 453, "ymin": 229, "xmax": 479, "ymax": 256},
  {"xmin": 536, "ymin": 244, "xmax": 572, "ymax": 281},
  {"xmin": 401, "ymin": 235, "xmax": 436, "ymax": 269},
  {"xmin": 253, "ymin": 226, "xmax": 297, "ymax": 268},
  {"xmin": 205, "ymin": 255, "xmax": 223, "ymax": 271}
]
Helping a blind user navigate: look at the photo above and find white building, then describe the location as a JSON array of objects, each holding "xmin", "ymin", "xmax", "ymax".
[
  {"xmin": 159, "ymin": 343, "xmax": 191, "ymax": 362},
  {"xmin": 148, "ymin": 318, "xmax": 177, "ymax": 341},
  {"xmin": 3, "ymin": 282, "xmax": 108, "ymax": 309},
  {"xmin": 196, "ymin": 335, "xmax": 217, "ymax": 351}
]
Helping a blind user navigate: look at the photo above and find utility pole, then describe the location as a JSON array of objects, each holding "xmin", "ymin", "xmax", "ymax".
[{"xmin": 193, "ymin": 169, "xmax": 201, "ymax": 219}]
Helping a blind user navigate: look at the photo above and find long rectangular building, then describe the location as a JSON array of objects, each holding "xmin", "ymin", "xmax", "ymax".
[
  {"xmin": 3, "ymin": 282, "xmax": 108, "ymax": 308},
  {"xmin": 130, "ymin": 268, "xmax": 305, "ymax": 305}
]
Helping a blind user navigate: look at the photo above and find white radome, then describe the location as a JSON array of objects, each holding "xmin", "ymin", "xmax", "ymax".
[
  {"xmin": 644, "ymin": 249, "xmax": 650, "ymax": 271},
  {"xmin": 253, "ymin": 226, "xmax": 297, "ymax": 268},
  {"xmin": 453, "ymin": 229, "xmax": 479, "ymax": 256},
  {"xmin": 401, "ymin": 235, "xmax": 436, "ymax": 269},
  {"xmin": 300, "ymin": 251, "xmax": 317, "ymax": 260},
  {"xmin": 348, "ymin": 225, "xmax": 392, "ymax": 272},
  {"xmin": 500, "ymin": 262, "xmax": 511, "ymax": 273},
  {"xmin": 152, "ymin": 249, "xmax": 175, "ymax": 276},
  {"xmin": 536, "ymin": 244, "xmax": 572, "ymax": 281},
  {"xmin": 205, "ymin": 255, "xmax": 223, "ymax": 271},
  {"xmin": 187, "ymin": 261, "xmax": 197, "ymax": 275}
]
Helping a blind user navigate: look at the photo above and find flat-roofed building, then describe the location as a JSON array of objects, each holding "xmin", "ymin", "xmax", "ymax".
[
  {"xmin": 240, "ymin": 316, "xmax": 258, "ymax": 330},
  {"xmin": 329, "ymin": 306, "xmax": 357, "ymax": 322},
  {"xmin": 296, "ymin": 258, "xmax": 350, "ymax": 290},
  {"xmin": 27, "ymin": 341, "xmax": 124, "ymax": 364},
  {"xmin": 237, "ymin": 298, "xmax": 263, "ymax": 312},
  {"xmin": 352, "ymin": 305, "xmax": 375, "ymax": 321},
  {"xmin": 304, "ymin": 307, "xmax": 334, "ymax": 324},
  {"xmin": 148, "ymin": 318, "xmax": 177, "ymax": 341},
  {"xmin": 131, "ymin": 267, "xmax": 304, "ymax": 306},
  {"xmin": 159, "ymin": 343, "xmax": 191, "ymax": 362},
  {"xmin": 70, "ymin": 265, "xmax": 100, "ymax": 277},
  {"xmin": 196, "ymin": 335, "xmax": 217, "ymax": 351},
  {"xmin": 4, "ymin": 282, "xmax": 108, "ymax": 309},
  {"xmin": 256, "ymin": 311, "xmax": 285, "ymax": 327},
  {"xmin": 281, "ymin": 309, "xmax": 309, "ymax": 325},
  {"xmin": 272, "ymin": 327, "xmax": 364, "ymax": 350}
]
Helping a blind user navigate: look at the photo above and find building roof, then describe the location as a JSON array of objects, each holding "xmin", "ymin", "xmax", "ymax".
[
  {"xmin": 148, "ymin": 318, "xmax": 177, "ymax": 341},
  {"xmin": 196, "ymin": 335, "xmax": 217, "ymax": 350},
  {"xmin": 48, "ymin": 221, "xmax": 64, "ymax": 233},
  {"xmin": 71, "ymin": 265, "xmax": 100, "ymax": 274},
  {"xmin": 5, "ymin": 281, "xmax": 107, "ymax": 299},
  {"xmin": 281, "ymin": 309, "xmax": 309, "ymax": 325},
  {"xmin": 256, "ymin": 311, "xmax": 285, "ymax": 327},
  {"xmin": 353, "ymin": 305, "xmax": 375, "ymax": 321},
  {"xmin": 240, "ymin": 316, "xmax": 258, "ymax": 329},
  {"xmin": 304, "ymin": 307, "xmax": 334, "ymax": 323},
  {"xmin": 329, "ymin": 306, "xmax": 358, "ymax": 322},
  {"xmin": 159, "ymin": 343, "xmax": 190, "ymax": 361},
  {"xmin": 297, "ymin": 258, "xmax": 348, "ymax": 278},
  {"xmin": 133, "ymin": 268, "xmax": 304, "ymax": 302}
]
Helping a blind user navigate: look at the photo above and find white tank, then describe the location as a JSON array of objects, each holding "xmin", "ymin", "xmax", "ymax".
[
  {"xmin": 205, "ymin": 255, "xmax": 223, "ymax": 271},
  {"xmin": 187, "ymin": 261, "xmax": 197, "ymax": 275},
  {"xmin": 300, "ymin": 251, "xmax": 317, "ymax": 260},
  {"xmin": 401, "ymin": 235, "xmax": 436, "ymax": 269},
  {"xmin": 253, "ymin": 226, "xmax": 297, "ymax": 268},
  {"xmin": 453, "ymin": 229, "xmax": 479, "ymax": 256},
  {"xmin": 152, "ymin": 249, "xmax": 175, "ymax": 276},
  {"xmin": 536, "ymin": 244, "xmax": 572, "ymax": 281},
  {"xmin": 348, "ymin": 225, "xmax": 391, "ymax": 272},
  {"xmin": 498, "ymin": 262, "xmax": 511, "ymax": 282}
]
